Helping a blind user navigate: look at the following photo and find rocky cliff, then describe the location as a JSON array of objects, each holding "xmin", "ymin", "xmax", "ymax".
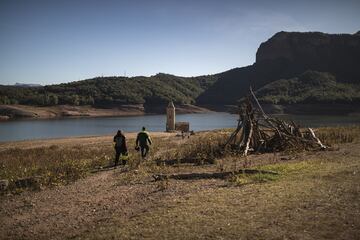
[
  {"xmin": 256, "ymin": 31, "xmax": 360, "ymax": 83},
  {"xmin": 197, "ymin": 31, "xmax": 360, "ymax": 105}
]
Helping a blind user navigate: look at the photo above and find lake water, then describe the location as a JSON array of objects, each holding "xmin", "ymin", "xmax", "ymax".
[{"xmin": 0, "ymin": 112, "xmax": 360, "ymax": 142}]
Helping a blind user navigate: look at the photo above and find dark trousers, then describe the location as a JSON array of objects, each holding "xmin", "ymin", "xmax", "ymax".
[
  {"xmin": 140, "ymin": 145, "xmax": 150, "ymax": 158},
  {"xmin": 115, "ymin": 148, "xmax": 127, "ymax": 166}
]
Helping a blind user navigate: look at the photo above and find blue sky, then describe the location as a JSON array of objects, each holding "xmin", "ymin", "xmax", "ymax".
[{"xmin": 0, "ymin": 0, "xmax": 359, "ymax": 85}]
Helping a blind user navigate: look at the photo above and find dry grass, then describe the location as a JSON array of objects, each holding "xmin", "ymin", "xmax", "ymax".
[
  {"xmin": 1, "ymin": 127, "xmax": 360, "ymax": 239},
  {"xmin": 1, "ymin": 131, "xmax": 226, "ymax": 191},
  {"xmin": 1, "ymin": 127, "xmax": 358, "ymax": 193},
  {"xmin": 176, "ymin": 131, "xmax": 229, "ymax": 164},
  {"xmin": 316, "ymin": 126, "xmax": 360, "ymax": 145},
  {"xmin": 0, "ymin": 137, "xmax": 143, "ymax": 191},
  {"xmin": 0, "ymin": 145, "xmax": 111, "ymax": 190},
  {"xmin": 153, "ymin": 130, "xmax": 231, "ymax": 165},
  {"xmin": 84, "ymin": 142, "xmax": 360, "ymax": 240}
]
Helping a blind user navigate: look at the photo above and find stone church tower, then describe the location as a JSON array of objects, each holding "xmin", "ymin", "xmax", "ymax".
[{"xmin": 166, "ymin": 101, "xmax": 175, "ymax": 132}]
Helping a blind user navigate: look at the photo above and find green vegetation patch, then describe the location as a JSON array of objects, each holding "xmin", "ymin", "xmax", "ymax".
[
  {"xmin": 229, "ymin": 172, "xmax": 280, "ymax": 185},
  {"xmin": 255, "ymin": 70, "xmax": 360, "ymax": 104}
]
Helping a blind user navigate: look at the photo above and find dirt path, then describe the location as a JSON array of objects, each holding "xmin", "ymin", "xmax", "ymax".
[
  {"xmin": 0, "ymin": 162, "xmax": 224, "ymax": 240},
  {"xmin": 1, "ymin": 167, "xmax": 158, "ymax": 239}
]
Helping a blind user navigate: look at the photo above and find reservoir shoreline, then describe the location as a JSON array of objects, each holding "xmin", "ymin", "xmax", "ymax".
[
  {"xmin": 2, "ymin": 103, "xmax": 360, "ymax": 122},
  {"xmin": 0, "ymin": 104, "xmax": 212, "ymax": 121}
]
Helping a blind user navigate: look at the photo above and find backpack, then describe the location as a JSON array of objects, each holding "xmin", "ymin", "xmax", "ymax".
[{"xmin": 115, "ymin": 136, "xmax": 123, "ymax": 147}]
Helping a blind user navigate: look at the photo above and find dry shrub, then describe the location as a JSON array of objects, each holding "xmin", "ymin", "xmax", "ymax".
[
  {"xmin": 174, "ymin": 132, "xmax": 229, "ymax": 164},
  {"xmin": 316, "ymin": 126, "xmax": 360, "ymax": 145},
  {"xmin": 0, "ymin": 145, "xmax": 113, "ymax": 190}
]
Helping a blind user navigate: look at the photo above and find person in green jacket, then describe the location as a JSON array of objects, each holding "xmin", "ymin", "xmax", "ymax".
[{"xmin": 136, "ymin": 126, "xmax": 152, "ymax": 158}]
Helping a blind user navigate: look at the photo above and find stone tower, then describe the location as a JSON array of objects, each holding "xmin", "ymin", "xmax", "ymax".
[{"xmin": 166, "ymin": 101, "xmax": 175, "ymax": 132}]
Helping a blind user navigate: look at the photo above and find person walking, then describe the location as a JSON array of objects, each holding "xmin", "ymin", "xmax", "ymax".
[
  {"xmin": 113, "ymin": 130, "xmax": 128, "ymax": 167},
  {"xmin": 135, "ymin": 126, "xmax": 152, "ymax": 158}
]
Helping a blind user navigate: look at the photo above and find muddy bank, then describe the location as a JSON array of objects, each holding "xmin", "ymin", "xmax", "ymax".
[
  {"xmin": 0, "ymin": 131, "xmax": 175, "ymax": 151},
  {"xmin": 0, "ymin": 104, "xmax": 211, "ymax": 120},
  {"xmin": 2, "ymin": 103, "xmax": 359, "ymax": 121}
]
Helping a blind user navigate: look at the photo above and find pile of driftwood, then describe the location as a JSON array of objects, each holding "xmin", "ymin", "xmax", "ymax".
[{"xmin": 224, "ymin": 88, "xmax": 327, "ymax": 156}]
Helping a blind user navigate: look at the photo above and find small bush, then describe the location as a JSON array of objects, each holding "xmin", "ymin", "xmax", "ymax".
[{"xmin": 174, "ymin": 132, "xmax": 229, "ymax": 164}]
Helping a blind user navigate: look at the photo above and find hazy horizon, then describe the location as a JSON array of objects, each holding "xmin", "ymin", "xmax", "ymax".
[{"xmin": 1, "ymin": 0, "xmax": 359, "ymax": 85}]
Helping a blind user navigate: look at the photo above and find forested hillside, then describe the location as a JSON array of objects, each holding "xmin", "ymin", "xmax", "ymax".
[
  {"xmin": 0, "ymin": 73, "xmax": 217, "ymax": 106},
  {"xmin": 254, "ymin": 71, "xmax": 360, "ymax": 104}
]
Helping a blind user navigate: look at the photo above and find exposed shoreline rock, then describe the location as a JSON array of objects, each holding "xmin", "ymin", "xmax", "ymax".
[
  {"xmin": 0, "ymin": 103, "xmax": 212, "ymax": 121},
  {"xmin": 256, "ymin": 31, "xmax": 360, "ymax": 83}
]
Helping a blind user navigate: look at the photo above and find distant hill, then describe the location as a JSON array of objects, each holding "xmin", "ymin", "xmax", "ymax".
[
  {"xmin": 0, "ymin": 73, "xmax": 218, "ymax": 106},
  {"xmin": 197, "ymin": 31, "xmax": 360, "ymax": 104},
  {"xmin": 14, "ymin": 83, "xmax": 42, "ymax": 88},
  {"xmin": 1, "ymin": 30, "xmax": 360, "ymax": 109}
]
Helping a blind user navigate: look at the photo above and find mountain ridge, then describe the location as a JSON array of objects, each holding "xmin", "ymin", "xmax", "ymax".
[
  {"xmin": 1, "ymin": 30, "xmax": 360, "ymax": 110},
  {"xmin": 197, "ymin": 30, "xmax": 360, "ymax": 104}
]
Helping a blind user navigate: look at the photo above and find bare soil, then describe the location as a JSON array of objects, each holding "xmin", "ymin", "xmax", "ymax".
[{"xmin": 0, "ymin": 104, "xmax": 143, "ymax": 119}]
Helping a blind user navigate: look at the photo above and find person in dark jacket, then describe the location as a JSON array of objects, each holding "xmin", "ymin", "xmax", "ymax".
[
  {"xmin": 113, "ymin": 130, "xmax": 128, "ymax": 166},
  {"xmin": 135, "ymin": 127, "xmax": 152, "ymax": 158}
]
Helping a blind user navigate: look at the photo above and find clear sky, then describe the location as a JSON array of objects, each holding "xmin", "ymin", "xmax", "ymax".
[{"xmin": 0, "ymin": 0, "xmax": 359, "ymax": 85}]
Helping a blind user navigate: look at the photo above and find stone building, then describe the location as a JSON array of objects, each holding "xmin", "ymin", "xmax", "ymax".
[
  {"xmin": 175, "ymin": 122, "xmax": 190, "ymax": 132},
  {"xmin": 166, "ymin": 101, "xmax": 175, "ymax": 132}
]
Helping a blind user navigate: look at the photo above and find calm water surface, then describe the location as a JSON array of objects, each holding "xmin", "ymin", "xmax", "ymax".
[{"xmin": 0, "ymin": 112, "xmax": 360, "ymax": 142}]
